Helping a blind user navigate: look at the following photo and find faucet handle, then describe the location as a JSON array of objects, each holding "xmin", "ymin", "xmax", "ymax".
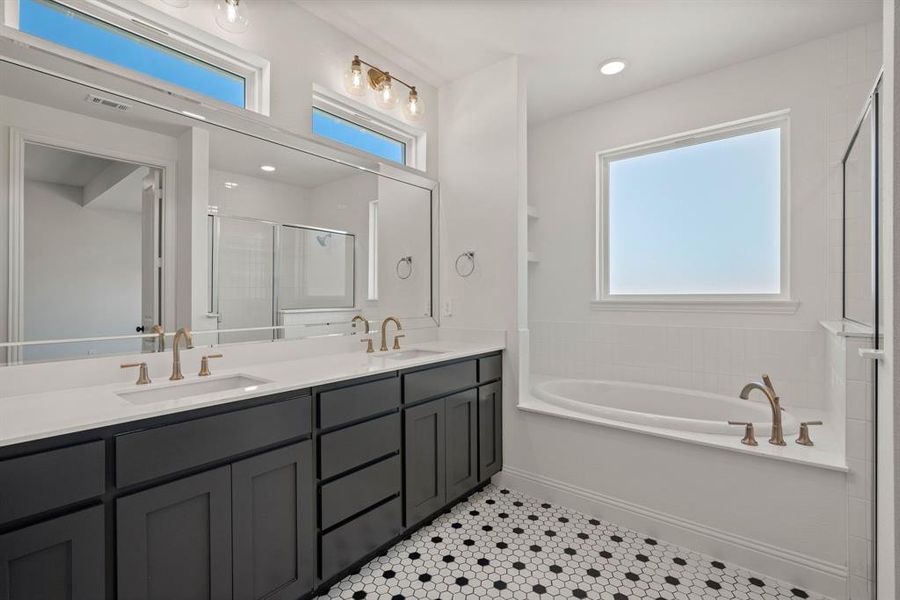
[
  {"xmin": 198, "ymin": 353, "xmax": 223, "ymax": 377},
  {"xmin": 761, "ymin": 374, "xmax": 776, "ymax": 394},
  {"xmin": 361, "ymin": 338, "xmax": 374, "ymax": 353},
  {"xmin": 796, "ymin": 421, "xmax": 823, "ymax": 446},
  {"xmin": 728, "ymin": 421, "xmax": 759, "ymax": 446},
  {"xmin": 392, "ymin": 334, "xmax": 406, "ymax": 350},
  {"xmin": 121, "ymin": 362, "xmax": 151, "ymax": 385}
]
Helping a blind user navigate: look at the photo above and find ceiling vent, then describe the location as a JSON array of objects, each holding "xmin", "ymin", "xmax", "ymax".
[{"xmin": 86, "ymin": 94, "xmax": 131, "ymax": 111}]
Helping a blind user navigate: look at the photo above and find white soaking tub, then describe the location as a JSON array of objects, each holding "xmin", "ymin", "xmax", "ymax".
[{"xmin": 531, "ymin": 377, "xmax": 799, "ymax": 437}]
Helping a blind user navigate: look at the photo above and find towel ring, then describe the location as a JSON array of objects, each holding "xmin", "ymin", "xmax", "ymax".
[
  {"xmin": 455, "ymin": 251, "xmax": 476, "ymax": 278},
  {"xmin": 396, "ymin": 256, "xmax": 413, "ymax": 279}
]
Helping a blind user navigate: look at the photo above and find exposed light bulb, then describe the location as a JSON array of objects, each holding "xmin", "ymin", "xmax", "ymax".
[
  {"xmin": 403, "ymin": 87, "xmax": 424, "ymax": 121},
  {"xmin": 599, "ymin": 58, "xmax": 627, "ymax": 75},
  {"xmin": 343, "ymin": 56, "xmax": 367, "ymax": 97},
  {"xmin": 215, "ymin": 0, "xmax": 249, "ymax": 33},
  {"xmin": 374, "ymin": 73, "xmax": 400, "ymax": 109}
]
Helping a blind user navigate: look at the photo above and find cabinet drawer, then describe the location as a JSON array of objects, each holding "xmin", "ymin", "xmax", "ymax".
[
  {"xmin": 0, "ymin": 441, "xmax": 105, "ymax": 525},
  {"xmin": 320, "ymin": 455, "xmax": 400, "ymax": 530},
  {"xmin": 478, "ymin": 355, "xmax": 502, "ymax": 382},
  {"xmin": 317, "ymin": 377, "xmax": 400, "ymax": 430},
  {"xmin": 403, "ymin": 361, "xmax": 476, "ymax": 404},
  {"xmin": 319, "ymin": 413, "xmax": 400, "ymax": 479},
  {"xmin": 116, "ymin": 394, "xmax": 311, "ymax": 488},
  {"xmin": 320, "ymin": 497, "xmax": 402, "ymax": 582}
]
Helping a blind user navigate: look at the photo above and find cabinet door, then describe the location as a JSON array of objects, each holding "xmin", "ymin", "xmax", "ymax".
[
  {"xmin": 233, "ymin": 443, "xmax": 314, "ymax": 600},
  {"xmin": 403, "ymin": 398, "xmax": 445, "ymax": 526},
  {"xmin": 117, "ymin": 467, "xmax": 232, "ymax": 600},
  {"xmin": 478, "ymin": 382, "xmax": 503, "ymax": 481},
  {"xmin": 444, "ymin": 390, "xmax": 478, "ymax": 501},
  {"xmin": 0, "ymin": 506, "xmax": 104, "ymax": 600}
]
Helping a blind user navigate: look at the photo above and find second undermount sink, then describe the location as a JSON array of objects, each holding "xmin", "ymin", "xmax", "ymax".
[
  {"xmin": 383, "ymin": 349, "xmax": 447, "ymax": 361},
  {"xmin": 118, "ymin": 375, "xmax": 269, "ymax": 405}
]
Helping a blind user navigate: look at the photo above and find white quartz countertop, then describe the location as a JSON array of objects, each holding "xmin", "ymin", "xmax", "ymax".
[{"xmin": 0, "ymin": 340, "xmax": 504, "ymax": 449}]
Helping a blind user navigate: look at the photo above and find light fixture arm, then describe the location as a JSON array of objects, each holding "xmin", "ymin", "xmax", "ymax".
[{"xmin": 354, "ymin": 55, "xmax": 417, "ymax": 92}]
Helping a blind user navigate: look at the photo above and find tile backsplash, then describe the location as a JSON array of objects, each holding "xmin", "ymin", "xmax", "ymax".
[{"xmin": 529, "ymin": 321, "xmax": 825, "ymax": 410}]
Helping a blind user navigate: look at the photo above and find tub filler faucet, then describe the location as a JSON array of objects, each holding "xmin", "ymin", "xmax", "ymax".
[{"xmin": 739, "ymin": 374, "xmax": 785, "ymax": 446}]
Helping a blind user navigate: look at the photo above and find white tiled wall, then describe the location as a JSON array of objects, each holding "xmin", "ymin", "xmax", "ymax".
[
  {"xmin": 530, "ymin": 321, "xmax": 826, "ymax": 410},
  {"xmin": 825, "ymin": 329, "xmax": 875, "ymax": 600}
]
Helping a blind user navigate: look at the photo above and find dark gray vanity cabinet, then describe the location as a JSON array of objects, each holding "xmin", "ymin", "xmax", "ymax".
[
  {"xmin": 117, "ymin": 443, "xmax": 315, "ymax": 600},
  {"xmin": 232, "ymin": 442, "xmax": 315, "ymax": 600},
  {"xmin": 117, "ymin": 466, "xmax": 233, "ymax": 600},
  {"xmin": 403, "ymin": 397, "xmax": 446, "ymax": 525},
  {"xmin": 445, "ymin": 390, "xmax": 478, "ymax": 501},
  {"xmin": 478, "ymin": 380, "xmax": 503, "ymax": 481},
  {"xmin": 0, "ymin": 506, "xmax": 105, "ymax": 600},
  {"xmin": 0, "ymin": 353, "xmax": 501, "ymax": 599},
  {"xmin": 403, "ymin": 354, "xmax": 502, "ymax": 527}
]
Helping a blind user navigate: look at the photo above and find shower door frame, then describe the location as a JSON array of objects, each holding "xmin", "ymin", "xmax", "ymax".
[{"xmin": 840, "ymin": 70, "xmax": 882, "ymax": 594}]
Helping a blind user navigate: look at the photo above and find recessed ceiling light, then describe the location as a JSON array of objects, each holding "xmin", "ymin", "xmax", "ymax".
[
  {"xmin": 260, "ymin": 165, "xmax": 276, "ymax": 172},
  {"xmin": 600, "ymin": 59, "xmax": 627, "ymax": 75}
]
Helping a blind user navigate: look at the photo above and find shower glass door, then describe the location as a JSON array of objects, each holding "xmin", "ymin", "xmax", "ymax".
[{"xmin": 214, "ymin": 216, "xmax": 276, "ymax": 344}]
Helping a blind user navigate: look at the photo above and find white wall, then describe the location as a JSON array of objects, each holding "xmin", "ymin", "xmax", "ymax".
[
  {"xmin": 22, "ymin": 180, "xmax": 143, "ymax": 360},
  {"xmin": 142, "ymin": 0, "xmax": 439, "ymax": 180},
  {"xmin": 528, "ymin": 26, "xmax": 881, "ymax": 412}
]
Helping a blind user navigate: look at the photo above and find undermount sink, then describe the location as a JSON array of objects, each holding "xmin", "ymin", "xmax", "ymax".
[
  {"xmin": 118, "ymin": 375, "xmax": 269, "ymax": 405},
  {"xmin": 382, "ymin": 349, "xmax": 447, "ymax": 361}
]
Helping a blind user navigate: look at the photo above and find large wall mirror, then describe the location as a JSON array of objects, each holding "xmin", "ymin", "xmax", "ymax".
[{"xmin": 0, "ymin": 57, "xmax": 437, "ymax": 365}]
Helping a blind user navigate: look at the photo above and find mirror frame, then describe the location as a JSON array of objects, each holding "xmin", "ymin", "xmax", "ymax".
[{"xmin": 0, "ymin": 30, "xmax": 440, "ymax": 359}]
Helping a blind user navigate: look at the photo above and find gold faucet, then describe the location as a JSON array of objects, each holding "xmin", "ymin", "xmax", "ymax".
[
  {"xmin": 379, "ymin": 316, "xmax": 402, "ymax": 352},
  {"xmin": 739, "ymin": 374, "xmax": 785, "ymax": 446},
  {"xmin": 170, "ymin": 327, "xmax": 193, "ymax": 381},
  {"xmin": 351, "ymin": 314, "xmax": 370, "ymax": 334},
  {"xmin": 151, "ymin": 324, "xmax": 165, "ymax": 352}
]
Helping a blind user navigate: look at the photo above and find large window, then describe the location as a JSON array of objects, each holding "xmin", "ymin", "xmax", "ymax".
[
  {"xmin": 7, "ymin": 0, "xmax": 269, "ymax": 112},
  {"xmin": 312, "ymin": 107, "xmax": 406, "ymax": 165},
  {"xmin": 596, "ymin": 113, "xmax": 792, "ymax": 310}
]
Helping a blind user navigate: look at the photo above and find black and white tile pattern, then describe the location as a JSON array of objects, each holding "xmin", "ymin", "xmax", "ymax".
[{"xmin": 315, "ymin": 485, "xmax": 826, "ymax": 600}]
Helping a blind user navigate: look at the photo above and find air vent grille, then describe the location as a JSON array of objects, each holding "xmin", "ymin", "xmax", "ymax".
[{"xmin": 86, "ymin": 94, "xmax": 131, "ymax": 111}]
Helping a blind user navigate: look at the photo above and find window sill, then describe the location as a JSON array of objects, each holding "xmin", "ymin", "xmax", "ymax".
[{"xmin": 591, "ymin": 298, "xmax": 800, "ymax": 314}]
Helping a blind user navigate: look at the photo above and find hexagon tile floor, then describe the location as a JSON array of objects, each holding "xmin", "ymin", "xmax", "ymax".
[{"xmin": 315, "ymin": 484, "xmax": 828, "ymax": 600}]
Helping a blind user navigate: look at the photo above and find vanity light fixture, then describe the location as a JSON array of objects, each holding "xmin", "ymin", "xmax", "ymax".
[
  {"xmin": 260, "ymin": 165, "xmax": 276, "ymax": 172},
  {"xmin": 600, "ymin": 58, "xmax": 627, "ymax": 75},
  {"xmin": 343, "ymin": 55, "xmax": 425, "ymax": 121},
  {"xmin": 215, "ymin": 0, "xmax": 249, "ymax": 33}
]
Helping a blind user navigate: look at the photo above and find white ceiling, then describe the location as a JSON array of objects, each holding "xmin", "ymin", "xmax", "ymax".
[
  {"xmin": 24, "ymin": 143, "xmax": 117, "ymax": 187},
  {"xmin": 297, "ymin": 0, "xmax": 882, "ymax": 124}
]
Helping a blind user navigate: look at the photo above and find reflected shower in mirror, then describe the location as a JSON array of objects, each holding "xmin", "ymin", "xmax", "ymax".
[{"xmin": 0, "ymin": 56, "xmax": 435, "ymax": 365}]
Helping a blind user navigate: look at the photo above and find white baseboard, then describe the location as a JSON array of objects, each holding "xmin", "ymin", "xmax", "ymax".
[{"xmin": 495, "ymin": 465, "xmax": 848, "ymax": 599}]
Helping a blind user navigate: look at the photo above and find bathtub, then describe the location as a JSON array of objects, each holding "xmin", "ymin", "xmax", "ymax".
[{"xmin": 531, "ymin": 377, "xmax": 799, "ymax": 437}]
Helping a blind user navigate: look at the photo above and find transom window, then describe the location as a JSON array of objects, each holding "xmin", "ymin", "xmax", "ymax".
[
  {"xmin": 6, "ymin": 0, "xmax": 269, "ymax": 112},
  {"xmin": 313, "ymin": 107, "xmax": 406, "ymax": 164},
  {"xmin": 595, "ymin": 112, "xmax": 792, "ymax": 310}
]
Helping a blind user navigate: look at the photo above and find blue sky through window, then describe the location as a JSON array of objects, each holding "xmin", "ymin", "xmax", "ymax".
[
  {"xmin": 18, "ymin": 0, "xmax": 246, "ymax": 108},
  {"xmin": 607, "ymin": 127, "xmax": 781, "ymax": 295},
  {"xmin": 312, "ymin": 108, "xmax": 406, "ymax": 164}
]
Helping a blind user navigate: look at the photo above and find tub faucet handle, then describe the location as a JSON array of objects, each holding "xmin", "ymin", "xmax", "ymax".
[
  {"xmin": 728, "ymin": 421, "xmax": 758, "ymax": 446},
  {"xmin": 796, "ymin": 421, "xmax": 823, "ymax": 446}
]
